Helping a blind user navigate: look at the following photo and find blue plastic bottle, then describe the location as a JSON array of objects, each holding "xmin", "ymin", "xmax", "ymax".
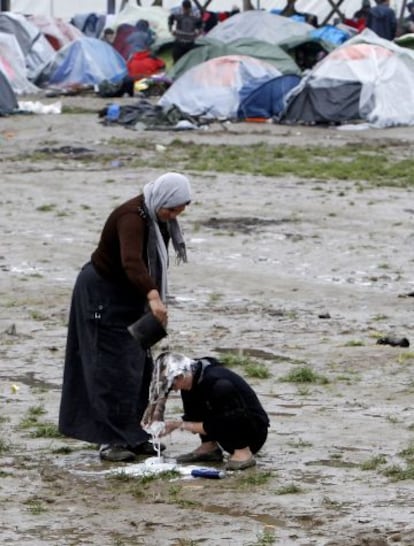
[{"xmin": 191, "ymin": 468, "xmax": 226, "ymax": 479}]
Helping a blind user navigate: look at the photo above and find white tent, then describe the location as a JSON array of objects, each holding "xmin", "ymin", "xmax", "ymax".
[
  {"xmin": 282, "ymin": 28, "xmax": 414, "ymax": 128},
  {"xmin": 0, "ymin": 32, "xmax": 39, "ymax": 93},
  {"xmin": 158, "ymin": 54, "xmax": 282, "ymax": 119},
  {"xmin": 206, "ymin": 11, "xmax": 313, "ymax": 44}
]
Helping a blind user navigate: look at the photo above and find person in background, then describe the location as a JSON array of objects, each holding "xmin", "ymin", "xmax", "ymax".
[
  {"xmin": 125, "ymin": 19, "xmax": 155, "ymax": 59},
  {"xmin": 58, "ymin": 173, "xmax": 191, "ymax": 463},
  {"xmin": 280, "ymin": 0, "xmax": 300, "ymax": 17},
  {"xmin": 143, "ymin": 352, "xmax": 270, "ymax": 471},
  {"xmin": 353, "ymin": 0, "xmax": 371, "ymax": 22},
  {"xmin": 280, "ymin": 0, "xmax": 318, "ymax": 27},
  {"xmin": 401, "ymin": 2, "xmax": 414, "ymax": 35},
  {"xmin": 101, "ymin": 27, "xmax": 115, "ymax": 44},
  {"xmin": 366, "ymin": 0, "xmax": 397, "ymax": 40},
  {"xmin": 168, "ymin": 0, "xmax": 202, "ymax": 64}
]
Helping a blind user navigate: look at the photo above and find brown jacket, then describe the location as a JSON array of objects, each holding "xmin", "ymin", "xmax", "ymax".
[{"xmin": 91, "ymin": 195, "xmax": 157, "ymax": 297}]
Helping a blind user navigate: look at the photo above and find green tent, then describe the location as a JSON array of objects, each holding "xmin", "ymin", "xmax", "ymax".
[{"xmin": 168, "ymin": 36, "xmax": 301, "ymax": 80}]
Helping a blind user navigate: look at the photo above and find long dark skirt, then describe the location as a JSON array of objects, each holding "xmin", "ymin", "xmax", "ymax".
[{"xmin": 58, "ymin": 262, "xmax": 152, "ymax": 447}]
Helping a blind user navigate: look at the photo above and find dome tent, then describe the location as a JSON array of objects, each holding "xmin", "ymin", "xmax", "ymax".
[
  {"xmin": 158, "ymin": 54, "xmax": 282, "ymax": 120},
  {"xmin": 280, "ymin": 29, "xmax": 414, "ymax": 128},
  {"xmin": 34, "ymin": 36, "xmax": 127, "ymax": 88}
]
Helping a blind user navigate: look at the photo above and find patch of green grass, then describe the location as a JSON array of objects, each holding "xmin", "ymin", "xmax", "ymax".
[
  {"xmin": 343, "ymin": 340, "xmax": 365, "ymax": 347},
  {"xmin": 382, "ymin": 464, "xmax": 414, "ymax": 481},
  {"xmin": 19, "ymin": 405, "xmax": 46, "ymax": 428},
  {"xmin": 280, "ymin": 366, "xmax": 329, "ymax": 384},
  {"xmin": 287, "ymin": 439, "xmax": 313, "ymax": 448},
  {"xmin": 235, "ymin": 470, "xmax": 274, "ymax": 488},
  {"xmin": 36, "ymin": 204, "xmax": 56, "ymax": 212},
  {"xmin": 219, "ymin": 352, "xmax": 270, "ymax": 379},
  {"xmin": 208, "ymin": 291, "xmax": 222, "ymax": 303},
  {"xmin": 29, "ymin": 310, "xmax": 48, "ymax": 321},
  {"xmin": 18, "ymin": 405, "xmax": 62, "ymax": 438},
  {"xmin": 361, "ymin": 454, "xmax": 387, "ymax": 470},
  {"xmin": 29, "ymin": 422, "xmax": 61, "ymax": 438},
  {"xmin": 246, "ymin": 528, "xmax": 277, "ymax": 546},
  {"xmin": 398, "ymin": 352, "xmax": 414, "ymax": 364},
  {"xmin": 244, "ymin": 362, "xmax": 270, "ymax": 379},
  {"xmin": 126, "ymin": 140, "xmax": 414, "ymax": 188},
  {"xmin": 24, "ymin": 497, "xmax": 47, "ymax": 515},
  {"xmin": 275, "ymin": 483, "xmax": 302, "ymax": 495},
  {"xmin": 399, "ymin": 443, "xmax": 414, "ymax": 463},
  {"xmin": 109, "ymin": 469, "xmax": 180, "ymax": 485},
  {"xmin": 167, "ymin": 483, "xmax": 197, "ymax": 508},
  {"xmin": 0, "ymin": 438, "xmax": 11, "ymax": 454}
]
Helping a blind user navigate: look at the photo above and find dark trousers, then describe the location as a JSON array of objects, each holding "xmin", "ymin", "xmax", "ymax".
[
  {"xmin": 172, "ymin": 40, "xmax": 195, "ymax": 64},
  {"xmin": 181, "ymin": 389, "xmax": 268, "ymax": 455}
]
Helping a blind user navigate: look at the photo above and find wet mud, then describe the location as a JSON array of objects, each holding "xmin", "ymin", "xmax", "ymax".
[{"xmin": 1, "ymin": 97, "xmax": 414, "ymax": 545}]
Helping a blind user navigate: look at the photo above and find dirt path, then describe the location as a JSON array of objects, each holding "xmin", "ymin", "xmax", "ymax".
[{"xmin": 1, "ymin": 98, "xmax": 414, "ymax": 546}]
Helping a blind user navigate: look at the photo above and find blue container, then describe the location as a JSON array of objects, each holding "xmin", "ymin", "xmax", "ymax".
[
  {"xmin": 106, "ymin": 103, "xmax": 120, "ymax": 121},
  {"xmin": 191, "ymin": 468, "xmax": 226, "ymax": 479}
]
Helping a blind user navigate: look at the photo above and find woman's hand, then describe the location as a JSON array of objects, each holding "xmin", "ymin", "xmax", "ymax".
[
  {"xmin": 147, "ymin": 289, "xmax": 168, "ymax": 326},
  {"xmin": 160, "ymin": 420, "xmax": 182, "ymax": 436}
]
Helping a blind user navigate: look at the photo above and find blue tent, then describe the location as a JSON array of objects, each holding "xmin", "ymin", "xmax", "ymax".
[
  {"xmin": 237, "ymin": 74, "xmax": 301, "ymax": 120},
  {"xmin": 35, "ymin": 37, "xmax": 127, "ymax": 88}
]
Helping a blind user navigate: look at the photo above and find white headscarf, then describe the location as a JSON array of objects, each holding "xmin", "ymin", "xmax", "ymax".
[{"xmin": 143, "ymin": 172, "xmax": 191, "ymax": 301}]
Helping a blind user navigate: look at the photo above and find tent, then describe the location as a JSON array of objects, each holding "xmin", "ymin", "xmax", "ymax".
[
  {"xmin": 280, "ymin": 29, "xmax": 414, "ymax": 128},
  {"xmin": 0, "ymin": 32, "xmax": 39, "ymax": 94},
  {"xmin": 206, "ymin": 11, "xmax": 314, "ymax": 45},
  {"xmin": 158, "ymin": 54, "xmax": 283, "ymax": 120},
  {"xmin": 168, "ymin": 37, "xmax": 301, "ymax": 80},
  {"xmin": 112, "ymin": 5, "xmax": 171, "ymax": 45},
  {"xmin": 204, "ymin": 10, "xmax": 335, "ymax": 70},
  {"xmin": 0, "ymin": 12, "xmax": 55, "ymax": 81},
  {"xmin": 237, "ymin": 74, "xmax": 302, "ymax": 120},
  {"xmin": 27, "ymin": 15, "xmax": 83, "ymax": 50},
  {"xmin": 0, "ymin": 69, "xmax": 18, "ymax": 115},
  {"xmin": 34, "ymin": 36, "xmax": 127, "ymax": 88}
]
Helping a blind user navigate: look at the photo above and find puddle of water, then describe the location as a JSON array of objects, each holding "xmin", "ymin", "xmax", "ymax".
[{"xmin": 54, "ymin": 450, "xmax": 226, "ymax": 480}]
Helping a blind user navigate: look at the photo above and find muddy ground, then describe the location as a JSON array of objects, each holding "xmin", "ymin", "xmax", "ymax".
[{"xmin": 1, "ymin": 96, "xmax": 414, "ymax": 546}]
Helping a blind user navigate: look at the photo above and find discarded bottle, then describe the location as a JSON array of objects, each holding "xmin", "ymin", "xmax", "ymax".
[
  {"xmin": 191, "ymin": 468, "xmax": 226, "ymax": 479},
  {"xmin": 376, "ymin": 336, "xmax": 410, "ymax": 348}
]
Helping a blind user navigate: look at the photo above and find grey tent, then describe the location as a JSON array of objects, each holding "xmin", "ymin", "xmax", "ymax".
[{"xmin": 0, "ymin": 69, "xmax": 18, "ymax": 115}]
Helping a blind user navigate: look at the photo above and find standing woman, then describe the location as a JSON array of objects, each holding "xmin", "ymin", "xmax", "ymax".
[{"xmin": 58, "ymin": 172, "xmax": 191, "ymax": 462}]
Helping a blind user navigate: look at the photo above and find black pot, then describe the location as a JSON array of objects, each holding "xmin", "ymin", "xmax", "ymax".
[{"xmin": 127, "ymin": 312, "xmax": 167, "ymax": 349}]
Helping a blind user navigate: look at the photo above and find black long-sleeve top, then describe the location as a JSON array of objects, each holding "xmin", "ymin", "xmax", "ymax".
[{"xmin": 182, "ymin": 358, "xmax": 269, "ymax": 438}]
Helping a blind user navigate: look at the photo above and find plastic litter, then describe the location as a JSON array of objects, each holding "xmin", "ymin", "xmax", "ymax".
[
  {"xmin": 18, "ymin": 100, "xmax": 62, "ymax": 114},
  {"xmin": 109, "ymin": 458, "xmax": 226, "ymax": 479}
]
